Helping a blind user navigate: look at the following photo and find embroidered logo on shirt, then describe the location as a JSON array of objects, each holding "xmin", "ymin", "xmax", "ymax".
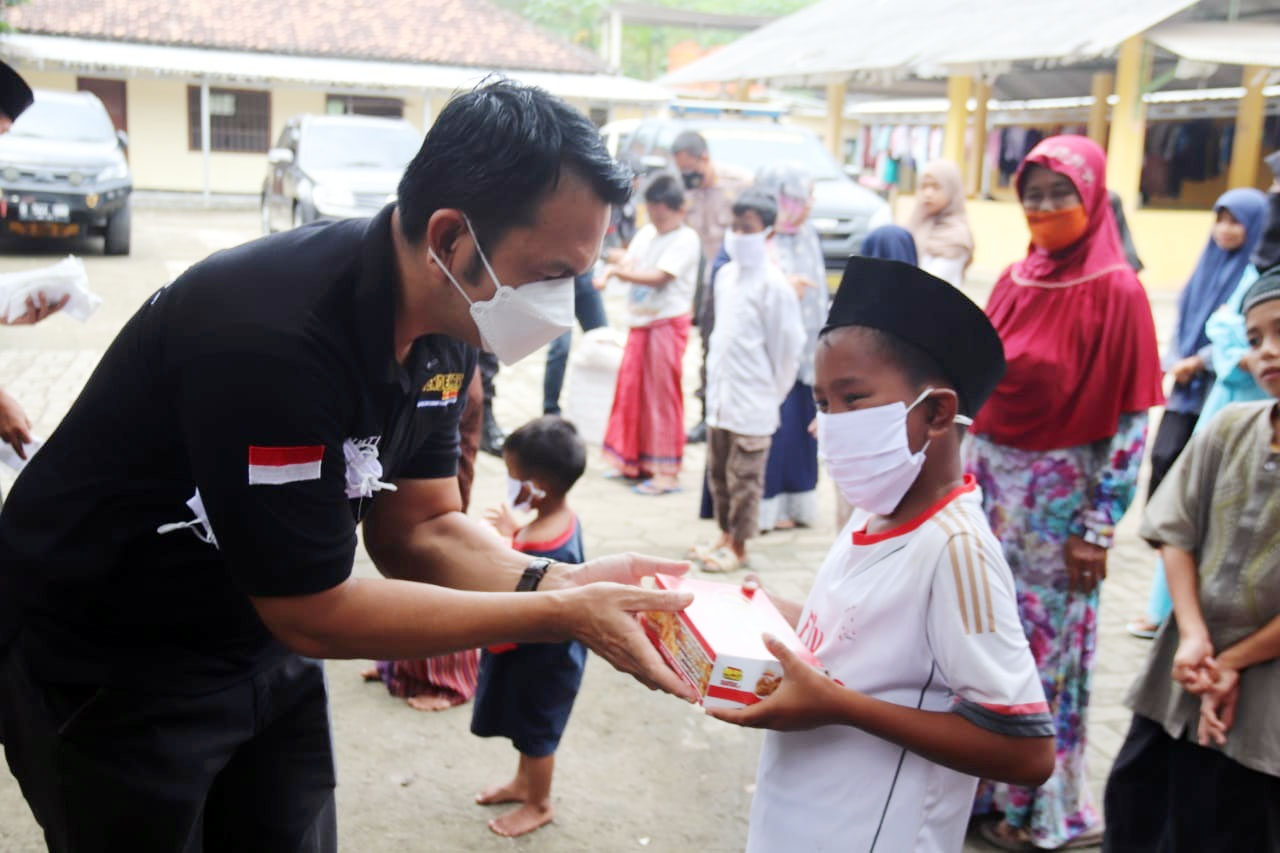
[
  {"xmin": 247, "ymin": 445, "xmax": 324, "ymax": 485},
  {"xmin": 418, "ymin": 372, "xmax": 463, "ymax": 408}
]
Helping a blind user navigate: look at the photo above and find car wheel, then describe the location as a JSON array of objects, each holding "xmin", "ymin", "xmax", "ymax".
[
  {"xmin": 104, "ymin": 200, "xmax": 131, "ymax": 256},
  {"xmin": 261, "ymin": 196, "xmax": 274, "ymax": 235},
  {"xmin": 292, "ymin": 203, "xmax": 307, "ymax": 230}
]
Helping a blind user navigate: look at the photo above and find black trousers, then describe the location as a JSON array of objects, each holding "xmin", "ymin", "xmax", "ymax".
[
  {"xmin": 1148, "ymin": 410, "xmax": 1199, "ymax": 501},
  {"xmin": 0, "ymin": 641, "xmax": 337, "ymax": 853},
  {"xmin": 1103, "ymin": 714, "xmax": 1280, "ymax": 853}
]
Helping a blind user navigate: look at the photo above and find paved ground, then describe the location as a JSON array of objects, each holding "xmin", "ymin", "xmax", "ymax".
[{"xmin": 0, "ymin": 209, "xmax": 1179, "ymax": 851}]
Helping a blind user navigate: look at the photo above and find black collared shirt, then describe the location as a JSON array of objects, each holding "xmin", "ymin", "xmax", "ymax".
[{"xmin": 0, "ymin": 205, "xmax": 475, "ymax": 691}]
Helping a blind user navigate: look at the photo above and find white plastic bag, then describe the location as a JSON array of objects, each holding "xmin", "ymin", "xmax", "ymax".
[{"xmin": 0, "ymin": 256, "xmax": 101, "ymax": 323}]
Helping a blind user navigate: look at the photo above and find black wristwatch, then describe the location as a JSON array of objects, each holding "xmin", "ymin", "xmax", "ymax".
[{"xmin": 516, "ymin": 558, "xmax": 554, "ymax": 592}]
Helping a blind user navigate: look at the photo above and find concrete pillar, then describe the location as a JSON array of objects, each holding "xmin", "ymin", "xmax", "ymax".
[
  {"xmin": 825, "ymin": 77, "xmax": 847, "ymax": 161},
  {"xmin": 942, "ymin": 74, "xmax": 971, "ymax": 179},
  {"xmin": 200, "ymin": 80, "xmax": 211, "ymax": 207},
  {"xmin": 1088, "ymin": 72, "xmax": 1114, "ymax": 147},
  {"xmin": 1106, "ymin": 36, "xmax": 1151, "ymax": 213},
  {"xmin": 1228, "ymin": 65, "xmax": 1267, "ymax": 189},
  {"xmin": 967, "ymin": 80, "xmax": 990, "ymax": 197}
]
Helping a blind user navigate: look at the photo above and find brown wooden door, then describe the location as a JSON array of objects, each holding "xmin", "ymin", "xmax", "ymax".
[{"xmin": 76, "ymin": 77, "xmax": 127, "ymax": 133}]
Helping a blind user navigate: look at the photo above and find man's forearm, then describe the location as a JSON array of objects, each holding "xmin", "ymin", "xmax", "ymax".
[
  {"xmin": 369, "ymin": 510, "xmax": 554, "ymax": 592},
  {"xmin": 257, "ymin": 576, "xmax": 573, "ymax": 661},
  {"xmin": 615, "ymin": 267, "xmax": 673, "ymax": 287}
]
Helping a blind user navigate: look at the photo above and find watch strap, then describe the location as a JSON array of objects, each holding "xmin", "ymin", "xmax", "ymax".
[{"xmin": 516, "ymin": 557, "xmax": 553, "ymax": 592}]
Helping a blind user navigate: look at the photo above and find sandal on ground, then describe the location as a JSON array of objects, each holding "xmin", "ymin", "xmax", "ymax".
[
  {"xmin": 1059, "ymin": 826, "xmax": 1105, "ymax": 849},
  {"xmin": 1125, "ymin": 619, "xmax": 1160, "ymax": 640},
  {"xmin": 701, "ymin": 547, "xmax": 745, "ymax": 573},
  {"xmin": 686, "ymin": 543, "xmax": 715, "ymax": 561},
  {"xmin": 977, "ymin": 819, "xmax": 1035, "ymax": 852},
  {"xmin": 633, "ymin": 479, "xmax": 682, "ymax": 496}
]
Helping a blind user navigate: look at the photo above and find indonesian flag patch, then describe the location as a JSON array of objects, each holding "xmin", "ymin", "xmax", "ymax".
[{"xmin": 248, "ymin": 445, "xmax": 325, "ymax": 485}]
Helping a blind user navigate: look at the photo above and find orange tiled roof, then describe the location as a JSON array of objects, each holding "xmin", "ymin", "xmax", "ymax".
[{"xmin": 7, "ymin": 0, "xmax": 607, "ymax": 74}]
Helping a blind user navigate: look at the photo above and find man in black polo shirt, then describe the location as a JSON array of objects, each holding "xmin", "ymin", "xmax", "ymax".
[{"xmin": 0, "ymin": 80, "xmax": 695, "ymax": 852}]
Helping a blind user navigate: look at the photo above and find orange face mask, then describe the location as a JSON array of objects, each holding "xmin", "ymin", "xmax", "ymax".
[{"xmin": 1026, "ymin": 206, "xmax": 1088, "ymax": 252}]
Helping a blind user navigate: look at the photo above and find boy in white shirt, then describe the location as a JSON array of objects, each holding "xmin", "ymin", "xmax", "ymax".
[
  {"xmin": 711, "ymin": 257, "xmax": 1055, "ymax": 852},
  {"xmin": 695, "ymin": 188, "xmax": 805, "ymax": 572}
]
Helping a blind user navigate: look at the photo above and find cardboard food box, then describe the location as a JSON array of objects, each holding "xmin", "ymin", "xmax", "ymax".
[{"xmin": 643, "ymin": 573, "xmax": 822, "ymax": 709}]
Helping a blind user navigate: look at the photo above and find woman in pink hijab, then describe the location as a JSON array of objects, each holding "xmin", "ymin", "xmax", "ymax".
[{"xmin": 907, "ymin": 159, "xmax": 974, "ymax": 287}]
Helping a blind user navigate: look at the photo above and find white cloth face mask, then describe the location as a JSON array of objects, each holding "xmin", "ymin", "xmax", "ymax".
[
  {"xmin": 723, "ymin": 230, "xmax": 767, "ymax": 268},
  {"xmin": 505, "ymin": 476, "xmax": 545, "ymax": 513},
  {"xmin": 430, "ymin": 215, "xmax": 575, "ymax": 366},
  {"xmin": 817, "ymin": 388, "xmax": 971, "ymax": 517}
]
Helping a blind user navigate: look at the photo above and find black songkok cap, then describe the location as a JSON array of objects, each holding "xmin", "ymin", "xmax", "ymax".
[
  {"xmin": 822, "ymin": 256, "xmax": 1006, "ymax": 415},
  {"xmin": 0, "ymin": 61, "xmax": 33, "ymax": 122}
]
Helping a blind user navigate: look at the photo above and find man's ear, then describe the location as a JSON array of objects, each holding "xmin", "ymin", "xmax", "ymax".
[{"xmin": 424, "ymin": 208, "xmax": 468, "ymax": 270}]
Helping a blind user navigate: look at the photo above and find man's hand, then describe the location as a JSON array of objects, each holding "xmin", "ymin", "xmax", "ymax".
[
  {"xmin": 559, "ymin": 580, "xmax": 697, "ymax": 701},
  {"xmin": 788, "ymin": 274, "xmax": 814, "ymax": 301},
  {"xmin": 0, "ymin": 389, "xmax": 33, "ymax": 457},
  {"xmin": 593, "ymin": 264, "xmax": 615, "ymax": 291},
  {"xmin": 1197, "ymin": 658, "xmax": 1241, "ymax": 746},
  {"xmin": 3, "ymin": 293, "xmax": 68, "ymax": 326},
  {"xmin": 1169, "ymin": 355, "xmax": 1205, "ymax": 386},
  {"xmin": 483, "ymin": 502, "xmax": 521, "ymax": 539},
  {"xmin": 708, "ymin": 634, "xmax": 846, "ymax": 731},
  {"xmin": 1173, "ymin": 630, "xmax": 1215, "ymax": 693},
  {"xmin": 1063, "ymin": 535, "xmax": 1107, "ymax": 594},
  {"xmin": 558, "ymin": 551, "xmax": 690, "ymax": 588}
]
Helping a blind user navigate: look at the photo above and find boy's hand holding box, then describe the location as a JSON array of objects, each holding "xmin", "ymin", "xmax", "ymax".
[{"xmin": 643, "ymin": 574, "xmax": 821, "ymax": 709}]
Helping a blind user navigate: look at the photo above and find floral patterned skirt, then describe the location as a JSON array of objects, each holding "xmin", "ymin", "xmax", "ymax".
[{"xmin": 964, "ymin": 435, "xmax": 1103, "ymax": 848}]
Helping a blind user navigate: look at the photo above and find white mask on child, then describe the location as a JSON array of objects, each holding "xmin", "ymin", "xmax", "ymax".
[
  {"xmin": 506, "ymin": 476, "xmax": 545, "ymax": 514},
  {"xmin": 817, "ymin": 388, "xmax": 971, "ymax": 517},
  {"xmin": 723, "ymin": 230, "xmax": 768, "ymax": 269}
]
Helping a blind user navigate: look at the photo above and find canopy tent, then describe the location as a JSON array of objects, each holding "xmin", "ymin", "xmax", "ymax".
[
  {"xmin": 659, "ymin": 0, "xmax": 1201, "ymax": 90},
  {"xmin": 1146, "ymin": 21, "xmax": 1280, "ymax": 70}
]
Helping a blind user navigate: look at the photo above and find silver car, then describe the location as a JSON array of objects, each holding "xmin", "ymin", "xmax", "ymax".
[
  {"xmin": 620, "ymin": 118, "xmax": 892, "ymax": 269},
  {"xmin": 261, "ymin": 114, "xmax": 422, "ymax": 232}
]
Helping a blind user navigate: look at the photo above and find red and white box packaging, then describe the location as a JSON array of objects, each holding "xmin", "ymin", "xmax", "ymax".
[{"xmin": 643, "ymin": 573, "xmax": 822, "ymax": 709}]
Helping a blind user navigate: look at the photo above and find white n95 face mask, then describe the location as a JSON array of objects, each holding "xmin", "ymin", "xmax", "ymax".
[
  {"xmin": 431, "ymin": 215, "xmax": 575, "ymax": 366},
  {"xmin": 723, "ymin": 230, "xmax": 767, "ymax": 269},
  {"xmin": 817, "ymin": 388, "xmax": 971, "ymax": 517},
  {"xmin": 506, "ymin": 476, "xmax": 545, "ymax": 513}
]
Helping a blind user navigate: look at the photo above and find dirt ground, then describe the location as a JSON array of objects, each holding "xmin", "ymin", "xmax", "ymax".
[{"xmin": 0, "ymin": 206, "xmax": 1174, "ymax": 851}]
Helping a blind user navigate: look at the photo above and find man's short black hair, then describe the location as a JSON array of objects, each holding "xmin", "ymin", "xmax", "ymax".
[
  {"xmin": 397, "ymin": 79, "xmax": 632, "ymax": 250},
  {"xmin": 503, "ymin": 416, "xmax": 587, "ymax": 497},
  {"xmin": 732, "ymin": 188, "xmax": 777, "ymax": 229},
  {"xmin": 671, "ymin": 130, "xmax": 708, "ymax": 159},
  {"xmin": 644, "ymin": 173, "xmax": 685, "ymax": 211}
]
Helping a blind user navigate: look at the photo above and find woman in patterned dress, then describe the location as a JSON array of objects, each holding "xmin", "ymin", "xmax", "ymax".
[{"xmin": 965, "ymin": 136, "xmax": 1164, "ymax": 850}]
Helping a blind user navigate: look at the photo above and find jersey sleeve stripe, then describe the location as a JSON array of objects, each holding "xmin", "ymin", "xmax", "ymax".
[
  {"xmin": 954, "ymin": 698, "xmax": 1054, "ymax": 737},
  {"xmin": 932, "ymin": 512, "xmax": 972, "ymax": 634},
  {"xmin": 941, "ymin": 507, "xmax": 996, "ymax": 635}
]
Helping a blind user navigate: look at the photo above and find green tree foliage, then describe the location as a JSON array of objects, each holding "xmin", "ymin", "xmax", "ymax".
[{"xmin": 493, "ymin": 0, "xmax": 814, "ymax": 79}]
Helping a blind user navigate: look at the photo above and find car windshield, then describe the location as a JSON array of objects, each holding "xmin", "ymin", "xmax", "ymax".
[
  {"xmin": 299, "ymin": 123, "xmax": 422, "ymax": 171},
  {"xmin": 698, "ymin": 127, "xmax": 844, "ymax": 181},
  {"xmin": 10, "ymin": 99, "xmax": 115, "ymax": 143}
]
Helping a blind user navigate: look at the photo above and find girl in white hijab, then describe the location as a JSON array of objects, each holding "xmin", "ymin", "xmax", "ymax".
[{"xmin": 907, "ymin": 160, "xmax": 974, "ymax": 287}]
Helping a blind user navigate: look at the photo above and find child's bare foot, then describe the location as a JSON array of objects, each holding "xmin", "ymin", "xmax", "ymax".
[
  {"xmin": 361, "ymin": 666, "xmax": 381, "ymax": 681},
  {"xmin": 475, "ymin": 779, "xmax": 526, "ymax": 805},
  {"xmin": 406, "ymin": 693, "xmax": 456, "ymax": 712},
  {"xmin": 487, "ymin": 802, "xmax": 555, "ymax": 837}
]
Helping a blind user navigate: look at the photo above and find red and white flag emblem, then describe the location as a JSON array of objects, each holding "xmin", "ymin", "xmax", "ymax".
[{"xmin": 248, "ymin": 445, "xmax": 324, "ymax": 485}]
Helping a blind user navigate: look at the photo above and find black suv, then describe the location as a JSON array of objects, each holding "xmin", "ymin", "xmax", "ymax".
[{"xmin": 0, "ymin": 89, "xmax": 132, "ymax": 255}]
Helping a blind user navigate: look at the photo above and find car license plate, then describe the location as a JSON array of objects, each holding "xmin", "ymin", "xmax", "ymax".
[{"xmin": 18, "ymin": 200, "xmax": 71, "ymax": 222}]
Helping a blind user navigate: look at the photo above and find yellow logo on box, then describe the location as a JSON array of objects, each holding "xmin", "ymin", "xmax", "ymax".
[
  {"xmin": 723, "ymin": 666, "xmax": 743, "ymax": 682},
  {"xmin": 422, "ymin": 372, "xmax": 463, "ymax": 401}
]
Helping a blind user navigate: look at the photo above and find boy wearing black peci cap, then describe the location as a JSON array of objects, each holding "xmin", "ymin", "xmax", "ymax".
[{"xmin": 709, "ymin": 257, "xmax": 1055, "ymax": 852}]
